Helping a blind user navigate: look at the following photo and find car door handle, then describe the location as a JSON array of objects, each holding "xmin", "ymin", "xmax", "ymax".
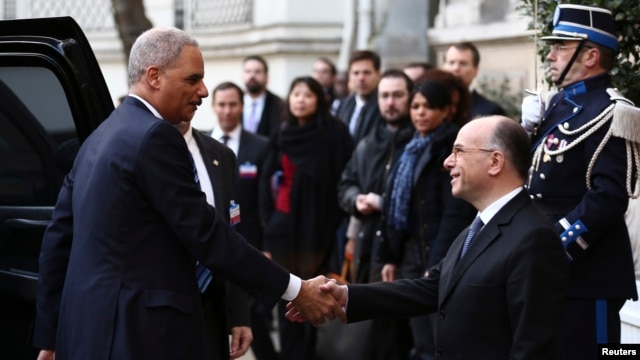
[{"xmin": 4, "ymin": 218, "xmax": 51, "ymax": 228}]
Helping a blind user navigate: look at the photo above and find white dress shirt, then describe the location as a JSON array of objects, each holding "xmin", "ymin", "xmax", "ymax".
[
  {"xmin": 476, "ymin": 187, "xmax": 523, "ymax": 226},
  {"xmin": 211, "ymin": 123, "xmax": 242, "ymax": 156},
  {"xmin": 243, "ymin": 93, "xmax": 266, "ymax": 133},
  {"xmin": 349, "ymin": 95, "xmax": 366, "ymax": 135},
  {"xmin": 183, "ymin": 127, "xmax": 215, "ymax": 207}
]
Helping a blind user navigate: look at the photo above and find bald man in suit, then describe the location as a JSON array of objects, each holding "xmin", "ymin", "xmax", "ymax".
[{"xmin": 296, "ymin": 116, "xmax": 568, "ymax": 359}]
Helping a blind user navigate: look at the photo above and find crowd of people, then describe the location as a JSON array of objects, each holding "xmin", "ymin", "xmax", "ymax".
[{"xmin": 32, "ymin": 3, "xmax": 639, "ymax": 360}]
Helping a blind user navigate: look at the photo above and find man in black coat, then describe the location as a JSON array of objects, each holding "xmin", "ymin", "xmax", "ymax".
[
  {"xmin": 241, "ymin": 55, "xmax": 285, "ymax": 140},
  {"xmin": 177, "ymin": 120, "xmax": 252, "ymax": 360},
  {"xmin": 296, "ymin": 116, "xmax": 569, "ymax": 360},
  {"xmin": 335, "ymin": 50, "xmax": 382, "ymax": 144},
  {"xmin": 337, "ymin": 69, "xmax": 416, "ymax": 360},
  {"xmin": 442, "ymin": 42, "xmax": 506, "ymax": 119},
  {"xmin": 338, "ymin": 69, "xmax": 414, "ymax": 284},
  {"xmin": 210, "ymin": 81, "xmax": 277, "ymax": 360}
]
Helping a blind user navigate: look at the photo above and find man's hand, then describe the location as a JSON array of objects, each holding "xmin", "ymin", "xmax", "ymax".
[
  {"xmin": 364, "ymin": 192, "xmax": 382, "ymax": 211},
  {"xmin": 37, "ymin": 349, "xmax": 55, "ymax": 360},
  {"xmin": 381, "ymin": 263, "xmax": 397, "ymax": 282},
  {"xmin": 229, "ymin": 326, "xmax": 253, "ymax": 359},
  {"xmin": 521, "ymin": 90, "xmax": 545, "ymax": 135},
  {"xmin": 287, "ymin": 276, "xmax": 346, "ymax": 326},
  {"xmin": 355, "ymin": 194, "xmax": 374, "ymax": 215},
  {"xmin": 319, "ymin": 279, "xmax": 348, "ymax": 307}
]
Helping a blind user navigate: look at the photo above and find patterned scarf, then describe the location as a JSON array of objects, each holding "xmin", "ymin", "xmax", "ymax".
[{"xmin": 387, "ymin": 132, "xmax": 434, "ymax": 232}]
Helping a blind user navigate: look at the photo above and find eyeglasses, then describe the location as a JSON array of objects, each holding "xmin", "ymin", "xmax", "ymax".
[
  {"xmin": 450, "ymin": 146, "xmax": 496, "ymax": 160},
  {"xmin": 550, "ymin": 44, "xmax": 579, "ymax": 54},
  {"xmin": 550, "ymin": 43, "xmax": 593, "ymax": 54}
]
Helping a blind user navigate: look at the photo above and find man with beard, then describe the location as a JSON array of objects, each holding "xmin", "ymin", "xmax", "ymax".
[
  {"xmin": 241, "ymin": 55, "xmax": 285, "ymax": 139},
  {"xmin": 337, "ymin": 69, "xmax": 416, "ymax": 360}
]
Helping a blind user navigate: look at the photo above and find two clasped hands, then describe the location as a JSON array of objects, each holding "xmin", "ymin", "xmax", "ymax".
[{"xmin": 288, "ymin": 276, "xmax": 348, "ymax": 326}]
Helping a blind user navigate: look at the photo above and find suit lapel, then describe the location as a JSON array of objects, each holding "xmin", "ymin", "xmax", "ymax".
[
  {"xmin": 439, "ymin": 190, "xmax": 529, "ymax": 305},
  {"xmin": 237, "ymin": 130, "xmax": 249, "ymax": 164},
  {"xmin": 340, "ymin": 95, "xmax": 357, "ymax": 128},
  {"xmin": 192, "ymin": 131, "xmax": 227, "ymax": 212}
]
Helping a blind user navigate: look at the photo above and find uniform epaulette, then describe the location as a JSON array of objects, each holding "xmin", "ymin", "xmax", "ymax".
[
  {"xmin": 604, "ymin": 88, "xmax": 640, "ymax": 198},
  {"xmin": 607, "ymin": 88, "xmax": 640, "ymax": 144}
]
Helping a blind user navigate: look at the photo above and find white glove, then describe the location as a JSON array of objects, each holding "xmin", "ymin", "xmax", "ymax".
[{"xmin": 521, "ymin": 90, "xmax": 545, "ymax": 135}]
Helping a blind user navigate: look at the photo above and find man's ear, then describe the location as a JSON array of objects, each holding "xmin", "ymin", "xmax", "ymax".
[
  {"xmin": 146, "ymin": 66, "xmax": 162, "ymax": 89},
  {"xmin": 487, "ymin": 151, "xmax": 505, "ymax": 176},
  {"xmin": 583, "ymin": 47, "xmax": 600, "ymax": 68}
]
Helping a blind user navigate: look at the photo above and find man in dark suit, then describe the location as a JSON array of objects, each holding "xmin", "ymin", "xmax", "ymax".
[
  {"xmin": 335, "ymin": 50, "xmax": 382, "ymax": 144},
  {"xmin": 241, "ymin": 55, "xmax": 285, "ymax": 140},
  {"xmin": 295, "ymin": 116, "xmax": 569, "ymax": 359},
  {"xmin": 442, "ymin": 42, "xmax": 506, "ymax": 119},
  {"xmin": 176, "ymin": 120, "xmax": 253, "ymax": 360},
  {"xmin": 210, "ymin": 81, "xmax": 277, "ymax": 360},
  {"xmin": 33, "ymin": 27, "xmax": 343, "ymax": 360}
]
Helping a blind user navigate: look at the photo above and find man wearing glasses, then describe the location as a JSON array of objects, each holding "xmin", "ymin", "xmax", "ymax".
[
  {"xmin": 290, "ymin": 116, "xmax": 569, "ymax": 359},
  {"xmin": 521, "ymin": 4, "xmax": 637, "ymax": 359}
]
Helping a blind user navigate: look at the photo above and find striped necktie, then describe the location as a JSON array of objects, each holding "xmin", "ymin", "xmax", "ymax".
[
  {"xmin": 191, "ymin": 154, "xmax": 212, "ymax": 293},
  {"xmin": 460, "ymin": 217, "xmax": 484, "ymax": 259}
]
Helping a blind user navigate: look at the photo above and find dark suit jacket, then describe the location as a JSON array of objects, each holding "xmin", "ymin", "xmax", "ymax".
[
  {"xmin": 470, "ymin": 89, "xmax": 506, "ymax": 119},
  {"xmin": 234, "ymin": 130, "xmax": 270, "ymax": 249},
  {"xmin": 191, "ymin": 130, "xmax": 251, "ymax": 360},
  {"xmin": 347, "ymin": 190, "xmax": 568, "ymax": 359},
  {"xmin": 33, "ymin": 97, "xmax": 290, "ymax": 359},
  {"xmin": 335, "ymin": 91, "xmax": 381, "ymax": 144},
  {"xmin": 255, "ymin": 90, "xmax": 285, "ymax": 139}
]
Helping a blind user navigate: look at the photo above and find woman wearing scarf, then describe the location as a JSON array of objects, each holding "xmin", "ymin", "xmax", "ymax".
[
  {"xmin": 380, "ymin": 79, "xmax": 476, "ymax": 359},
  {"xmin": 260, "ymin": 76, "xmax": 353, "ymax": 360}
]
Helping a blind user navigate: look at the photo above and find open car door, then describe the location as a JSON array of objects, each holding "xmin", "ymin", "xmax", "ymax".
[{"xmin": 0, "ymin": 17, "xmax": 114, "ymax": 357}]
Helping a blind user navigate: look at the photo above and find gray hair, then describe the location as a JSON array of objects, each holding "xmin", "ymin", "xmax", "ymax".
[{"xmin": 127, "ymin": 27, "xmax": 199, "ymax": 86}]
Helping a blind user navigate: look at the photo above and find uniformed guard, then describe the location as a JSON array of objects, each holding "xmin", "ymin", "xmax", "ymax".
[{"xmin": 520, "ymin": 4, "xmax": 639, "ymax": 360}]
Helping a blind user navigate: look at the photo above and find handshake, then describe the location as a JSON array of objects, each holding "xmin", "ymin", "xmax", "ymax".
[{"xmin": 286, "ymin": 276, "xmax": 349, "ymax": 326}]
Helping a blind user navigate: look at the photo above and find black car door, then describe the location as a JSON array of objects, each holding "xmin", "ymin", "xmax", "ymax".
[{"xmin": 0, "ymin": 17, "xmax": 114, "ymax": 357}]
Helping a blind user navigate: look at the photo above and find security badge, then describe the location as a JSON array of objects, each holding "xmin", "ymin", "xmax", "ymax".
[
  {"xmin": 239, "ymin": 162, "xmax": 258, "ymax": 179},
  {"xmin": 229, "ymin": 201, "xmax": 241, "ymax": 226}
]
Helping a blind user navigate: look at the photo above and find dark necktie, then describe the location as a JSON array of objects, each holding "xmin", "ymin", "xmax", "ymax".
[
  {"xmin": 221, "ymin": 134, "xmax": 230, "ymax": 146},
  {"xmin": 190, "ymin": 154, "xmax": 212, "ymax": 293},
  {"xmin": 460, "ymin": 217, "xmax": 484, "ymax": 259}
]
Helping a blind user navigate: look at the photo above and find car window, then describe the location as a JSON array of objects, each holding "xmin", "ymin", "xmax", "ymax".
[{"xmin": 0, "ymin": 66, "xmax": 78, "ymax": 206}]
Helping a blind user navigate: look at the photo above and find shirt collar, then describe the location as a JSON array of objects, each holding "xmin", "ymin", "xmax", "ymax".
[
  {"xmin": 129, "ymin": 94, "xmax": 163, "ymax": 119},
  {"xmin": 244, "ymin": 92, "xmax": 267, "ymax": 106},
  {"xmin": 212, "ymin": 122, "xmax": 241, "ymax": 141},
  {"xmin": 563, "ymin": 73, "xmax": 611, "ymax": 99},
  {"xmin": 477, "ymin": 187, "xmax": 523, "ymax": 225},
  {"xmin": 182, "ymin": 125, "xmax": 194, "ymax": 144},
  {"xmin": 355, "ymin": 93, "xmax": 366, "ymax": 108}
]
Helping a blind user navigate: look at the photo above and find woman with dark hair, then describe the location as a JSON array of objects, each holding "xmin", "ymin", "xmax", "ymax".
[
  {"xmin": 419, "ymin": 68, "xmax": 471, "ymax": 128},
  {"xmin": 379, "ymin": 79, "xmax": 475, "ymax": 360},
  {"xmin": 260, "ymin": 76, "xmax": 353, "ymax": 359}
]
